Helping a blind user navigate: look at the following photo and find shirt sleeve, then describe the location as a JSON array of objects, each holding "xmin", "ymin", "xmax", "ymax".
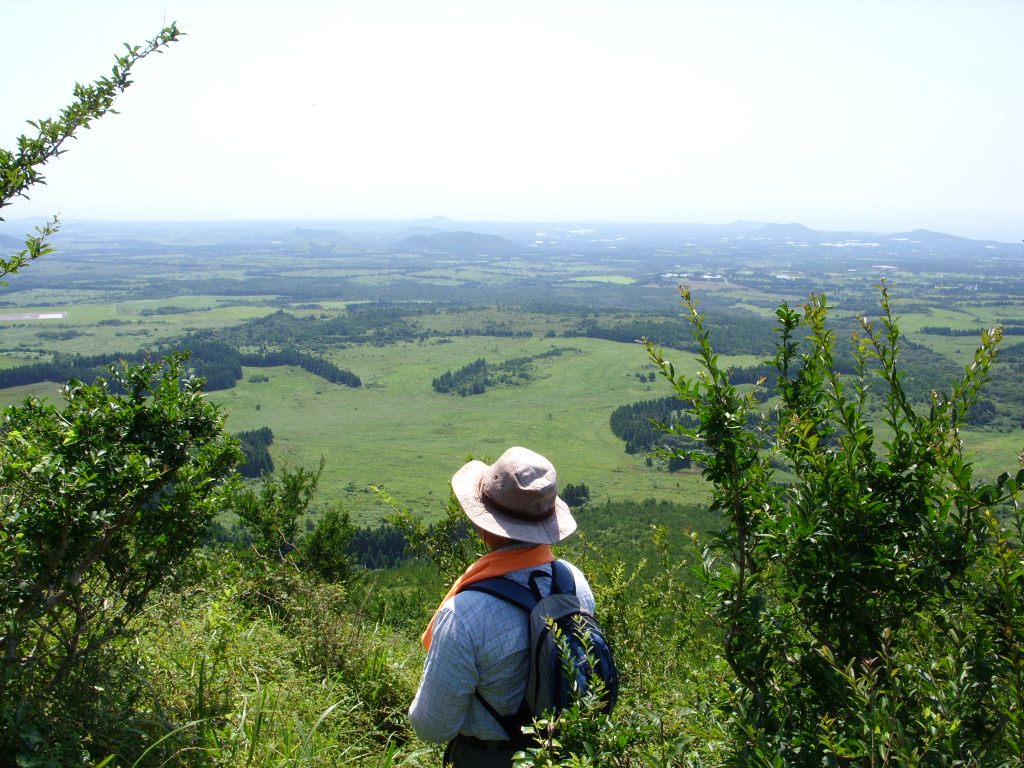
[{"xmin": 408, "ymin": 601, "xmax": 478, "ymax": 743}]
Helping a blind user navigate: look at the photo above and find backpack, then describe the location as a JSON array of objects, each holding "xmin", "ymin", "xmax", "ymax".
[{"xmin": 463, "ymin": 559, "xmax": 619, "ymax": 741}]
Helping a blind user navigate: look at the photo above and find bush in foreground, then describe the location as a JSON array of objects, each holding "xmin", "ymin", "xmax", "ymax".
[{"xmin": 648, "ymin": 284, "xmax": 1024, "ymax": 767}]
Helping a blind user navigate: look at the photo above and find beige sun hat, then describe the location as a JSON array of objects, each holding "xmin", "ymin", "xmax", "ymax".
[{"xmin": 451, "ymin": 446, "xmax": 577, "ymax": 545}]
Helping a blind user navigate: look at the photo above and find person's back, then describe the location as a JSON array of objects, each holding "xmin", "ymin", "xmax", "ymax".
[{"xmin": 408, "ymin": 447, "xmax": 595, "ymax": 768}]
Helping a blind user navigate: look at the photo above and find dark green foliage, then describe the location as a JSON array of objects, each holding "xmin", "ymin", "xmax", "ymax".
[
  {"xmin": 965, "ymin": 397, "xmax": 997, "ymax": 426},
  {"xmin": 0, "ymin": 337, "xmax": 360, "ymax": 393},
  {"xmin": 432, "ymin": 357, "xmax": 489, "ymax": 395},
  {"xmin": 34, "ymin": 329, "xmax": 85, "ymax": 341},
  {"xmin": 609, "ymin": 395, "xmax": 697, "ymax": 454},
  {"xmin": 234, "ymin": 425, "xmax": 275, "ymax": 477},
  {"xmin": 175, "ymin": 333, "xmax": 361, "ymax": 390},
  {"xmin": 648, "ymin": 283, "xmax": 1024, "ymax": 767},
  {"xmin": 228, "ymin": 459, "xmax": 324, "ymax": 560},
  {"xmin": 0, "ymin": 349, "xmax": 146, "ymax": 389},
  {"xmin": 139, "ymin": 304, "xmax": 197, "ymax": 316},
  {"xmin": 238, "ymin": 348, "xmax": 361, "ymax": 387},
  {"xmin": 580, "ymin": 310, "xmax": 777, "ymax": 356},
  {"xmin": 0, "ymin": 354, "xmax": 240, "ymax": 764},
  {"xmin": 561, "ymin": 482, "xmax": 591, "ymax": 508},
  {"xmin": 218, "ymin": 304, "xmax": 431, "ymax": 346},
  {"xmin": 179, "ymin": 338, "xmax": 243, "ymax": 390},
  {"xmin": 299, "ymin": 504, "xmax": 356, "ymax": 583},
  {"xmin": 923, "ymin": 324, "xmax": 1024, "ymax": 336},
  {"xmin": 382, "ymin": 487, "xmax": 476, "ymax": 582},
  {"xmin": 432, "ymin": 348, "xmax": 577, "ymax": 396},
  {"xmin": 348, "ymin": 522, "xmax": 411, "ymax": 569},
  {"xmin": 236, "ymin": 425, "xmax": 274, "ymax": 447}
]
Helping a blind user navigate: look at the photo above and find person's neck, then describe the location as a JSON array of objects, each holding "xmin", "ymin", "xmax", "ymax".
[{"xmin": 478, "ymin": 526, "xmax": 526, "ymax": 552}]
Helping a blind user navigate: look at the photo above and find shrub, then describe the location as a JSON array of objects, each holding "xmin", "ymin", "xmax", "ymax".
[
  {"xmin": 647, "ymin": 284, "xmax": 1024, "ymax": 767},
  {"xmin": 0, "ymin": 354, "xmax": 240, "ymax": 764}
]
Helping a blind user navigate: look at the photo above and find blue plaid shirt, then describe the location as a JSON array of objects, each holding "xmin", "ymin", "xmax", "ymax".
[{"xmin": 409, "ymin": 549, "xmax": 595, "ymax": 743}]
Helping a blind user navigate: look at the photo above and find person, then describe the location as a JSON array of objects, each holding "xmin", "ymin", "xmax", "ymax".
[{"xmin": 409, "ymin": 446, "xmax": 595, "ymax": 768}]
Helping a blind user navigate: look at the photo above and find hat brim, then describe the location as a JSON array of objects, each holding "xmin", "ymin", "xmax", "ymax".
[{"xmin": 451, "ymin": 460, "xmax": 577, "ymax": 545}]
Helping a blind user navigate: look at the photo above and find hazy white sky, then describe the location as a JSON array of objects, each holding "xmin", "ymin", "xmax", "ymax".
[{"xmin": 1, "ymin": 0, "xmax": 1021, "ymax": 241}]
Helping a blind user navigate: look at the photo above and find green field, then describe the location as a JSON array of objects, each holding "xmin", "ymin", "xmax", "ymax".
[
  {"xmin": 0, "ymin": 303, "xmax": 725, "ymax": 524},
  {"xmin": 214, "ymin": 336, "xmax": 732, "ymax": 524},
  {"xmin": 5, "ymin": 302, "xmax": 1022, "ymax": 527},
  {"xmin": 4, "ymin": 226, "xmax": 1024, "ymax": 526}
]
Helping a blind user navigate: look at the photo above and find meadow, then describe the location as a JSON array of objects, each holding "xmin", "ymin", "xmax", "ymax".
[
  {"xmin": 3, "ymin": 225, "xmax": 1024, "ymax": 525},
  {"xmin": 0, "ymin": 300, "xmax": 738, "ymax": 523}
]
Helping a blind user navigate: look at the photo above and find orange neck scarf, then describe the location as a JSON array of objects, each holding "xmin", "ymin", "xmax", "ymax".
[{"xmin": 421, "ymin": 544, "xmax": 554, "ymax": 650}]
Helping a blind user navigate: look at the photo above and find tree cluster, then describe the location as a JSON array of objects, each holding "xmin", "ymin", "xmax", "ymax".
[
  {"xmin": 922, "ymin": 324, "xmax": 1024, "ymax": 336},
  {"xmin": 0, "ymin": 338, "xmax": 361, "ymax": 393},
  {"xmin": 0, "ymin": 355, "xmax": 240, "ymax": 760},
  {"xmin": 609, "ymin": 396, "xmax": 697, "ymax": 454},
  {"xmin": 234, "ymin": 425, "xmax": 275, "ymax": 478},
  {"xmin": 432, "ymin": 348, "xmax": 575, "ymax": 396},
  {"xmin": 238, "ymin": 348, "xmax": 361, "ymax": 388},
  {"xmin": 432, "ymin": 357, "xmax": 490, "ymax": 395},
  {"xmin": 0, "ymin": 349, "xmax": 145, "ymax": 389},
  {"xmin": 560, "ymin": 482, "xmax": 591, "ymax": 508},
  {"xmin": 579, "ymin": 312, "xmax": 778, "ymax": 356}
]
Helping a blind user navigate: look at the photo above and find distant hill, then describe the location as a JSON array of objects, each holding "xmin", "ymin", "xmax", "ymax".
[
  {"xmin": 888, "ymin": 229, "xmax": 977, "ymax": 244},
  {"xmin": 393, "ymin": 230, "xmax": 520, "ymax": 254},
  {"xmin": 395, "ymin": 225, "xmax": 447, "ymax": 239},
  {"xmin": 0, "ymin": 216, "xmax": 1016, "ymax": 259},
  {"xmin": 0, "ymin": 233, "xmax": 22, "ymax": 253},
  {"xmin": 281, "ymin": 227, "xmax": 364, "ymax": 254},
  {"xmin": 752, "ymin": 223, "xmax": 819, "ymax": 240},
  {"xmin": 283, "ymin": 227, "xmax": 360, "ymax": 246}
]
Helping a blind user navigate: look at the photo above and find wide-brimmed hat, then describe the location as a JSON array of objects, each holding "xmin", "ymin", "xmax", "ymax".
[{"xmin": 451, "ymin": 446, "xmax": 577, "ymax": 545}]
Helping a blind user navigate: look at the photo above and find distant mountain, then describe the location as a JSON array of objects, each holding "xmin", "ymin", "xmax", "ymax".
[
  {"xmin": 1, "ymin": 216, "xmax": 1017, "ymax": 260},
  {"xmin": 0, "ymin": 233, "xmax": 22, "ymax": 253},
  {"xmin": 725, "ymin": 220, "xmax": 774, "ymax": 232},
  {"xmin": 887, "ymin": 229, "xmax": 977, "ymax": 244},
  {"xmin": 396, "ymin": 225, "xmax": 447, "ymax": 239},
  {"xmin": 283, "ymin": 227, "xmax": 360, "ymax": 246},
  {"xmin": 752, "ymin": 222, "xmax": 819, "ymax": 240},
  {"xmin": 393, "ymin": 230, "xmax": 520, "ymax": 253}
]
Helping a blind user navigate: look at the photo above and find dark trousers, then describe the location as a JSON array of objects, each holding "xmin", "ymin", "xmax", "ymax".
[{"xmin": 443, "ymin": 736, "xmax": 521, "ymax": 768}]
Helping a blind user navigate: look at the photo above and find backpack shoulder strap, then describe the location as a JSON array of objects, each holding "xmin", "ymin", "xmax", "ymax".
[
  {"xmin": 473, "ymin": 692, "xmax": 534, "ymax": 744},
  {"xmin": 549, "ymin": 559, "xmax": 578, "ymax": 597},
  {"xmin": 462, "ymin": 564, "xmax": 558, "ymax": 739},
  {"xmin": 462, "ymin": 575, "xmax": 538, "ymax": 611}
]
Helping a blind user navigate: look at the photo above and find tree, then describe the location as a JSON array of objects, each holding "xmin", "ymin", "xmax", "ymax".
[
  {"xmin": 300, "ymin": 503, "xmax": 357, "ymax": 583},
  {"xmin": 647, "ymin": 284, "xmax": 1024, "ymax": 767},
  {"xmin": 0, "ymin": 355, "xmax": 241, "ymax": 760},
  {"xmin": 561, "ymin": 482, "xmax": 591, "ymax": 508},
  {"xmin": 229, "ymin": 459, "xmax": 325, "ymax": 560}
]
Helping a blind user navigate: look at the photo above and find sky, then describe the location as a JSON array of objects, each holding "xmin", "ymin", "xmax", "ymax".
[{"xmin": 1, "ymin": 0, "xmax": 1022, "ymax": 241}]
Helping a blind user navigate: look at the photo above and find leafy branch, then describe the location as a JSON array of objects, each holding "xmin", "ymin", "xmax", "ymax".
[{"xmin": 0, "ymin": 23, "xmax": 182, "ymax": 282}]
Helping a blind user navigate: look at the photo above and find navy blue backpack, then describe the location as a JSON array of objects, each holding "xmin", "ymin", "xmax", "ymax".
[{"xmin": 464, "ymin": 560, "xmax": 619, "ymax": 740}]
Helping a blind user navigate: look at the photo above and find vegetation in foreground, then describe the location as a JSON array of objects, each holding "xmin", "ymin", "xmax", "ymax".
[{"xmin": 5, "ymin": 284, "xmax": 1024, "ymax": 768}]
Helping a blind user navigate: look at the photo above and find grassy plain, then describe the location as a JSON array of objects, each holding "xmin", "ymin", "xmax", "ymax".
[
  {"xmin": 0, "ymin": 301, "xmax": 733, "ymax": 525},
  {"xmin": 4, "ymin": 226, "xmax": 1024, "ymax": 527},
  {"xmin": 208, "ymin": 336, "xmax": 732, "ymax": 525},
  {"xmin": 5, "ymin": 299, "xmax": 1022, "ymax": 526}
]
